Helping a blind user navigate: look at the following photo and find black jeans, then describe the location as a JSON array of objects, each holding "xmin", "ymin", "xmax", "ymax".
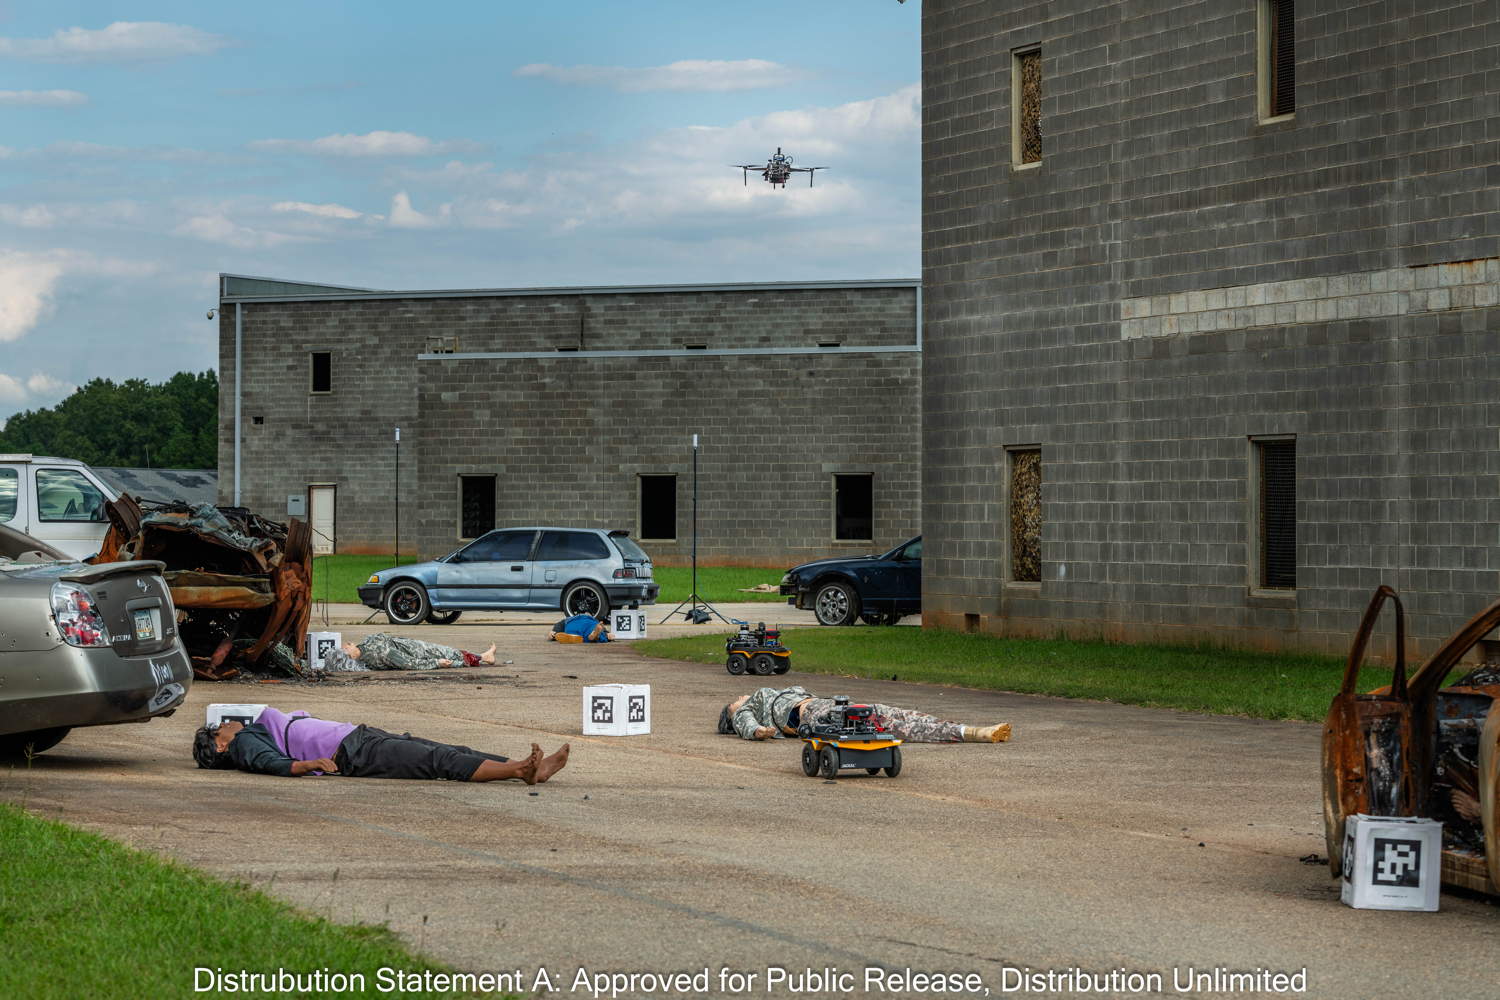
[{"xmin": 335, "ymin": 725, "xmax": 509, "ymax": 781}]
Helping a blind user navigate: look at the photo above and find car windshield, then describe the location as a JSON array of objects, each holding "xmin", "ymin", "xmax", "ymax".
[{"xmin": 610, "ymin": 534, "xmax": 650, "ymax": 562}]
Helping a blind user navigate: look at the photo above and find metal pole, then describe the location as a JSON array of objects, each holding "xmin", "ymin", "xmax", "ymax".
[
  {"xmin": 233, "ymin": 302, "xmax": 242, "ymax": 506},
  {"xmin": 692, "ymin": 433, "xmax": 698, "ymax": 609},
  {"xmin": 394, "ymin": 427, "xmax": 401, "ymax": 563}
]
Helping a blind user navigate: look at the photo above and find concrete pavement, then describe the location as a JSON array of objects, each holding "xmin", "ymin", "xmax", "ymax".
[{"xmin": 5, "ymin": 613, "xmax": 1497, "ymax": 999}]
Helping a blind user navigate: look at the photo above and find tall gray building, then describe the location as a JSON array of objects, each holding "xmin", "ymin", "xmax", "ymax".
[
  {"xmin": 217, "ymin": 275, "xmax": 919, "ymax": 566},
  {"xmin": 921, "ymin": 1, "xmax": 1500, "ymax": 652}
]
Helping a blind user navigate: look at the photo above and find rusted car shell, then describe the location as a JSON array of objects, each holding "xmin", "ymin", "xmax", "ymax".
[
  {"xmin": 91, "ymin": 495, "xmax": 312, "ymax": 680},
  {"xmin": 1323, "ymin": 586, "xmax": 1500, "ymax": 895}
]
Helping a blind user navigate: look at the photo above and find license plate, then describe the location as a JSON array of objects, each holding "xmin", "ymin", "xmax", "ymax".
[{"xmin": 133, "ymin": 609, "xmax": 156, "ymax": 641}]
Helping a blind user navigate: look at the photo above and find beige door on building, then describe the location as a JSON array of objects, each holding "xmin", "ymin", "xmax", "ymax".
[{"xmin": 308, "ymin": 485, "xmax": 336, "ymax": 555}]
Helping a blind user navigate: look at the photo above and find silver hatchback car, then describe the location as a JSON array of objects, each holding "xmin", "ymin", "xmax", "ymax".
[
  {"xmin": 0, "ymin": 523, "xmax": 192, "ymax": 757},
  {"xmin": 358, "ymin": 527, "xmax": 659, "ymax": 625}
]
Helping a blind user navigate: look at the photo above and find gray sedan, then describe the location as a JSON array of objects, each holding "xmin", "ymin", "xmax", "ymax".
[
  {"xmin": 358, "ymin": 526, "xmax": 659, "ymax": 625},
  {"xmin": 0, "ymin": 523, "xmax": 192, "ymax": 757}
]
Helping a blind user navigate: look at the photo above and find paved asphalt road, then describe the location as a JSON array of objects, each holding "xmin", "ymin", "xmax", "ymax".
[{"xmin": 5, "ymin": 607, "xmax": 1497, "ymax": 999}]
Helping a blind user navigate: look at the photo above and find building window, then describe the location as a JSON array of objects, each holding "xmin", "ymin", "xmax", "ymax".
[
  {"xmin": 1259, "ymin": 0, "xmax": 1295, "ymax": 119},
  {"xmin": 1254, "ymin": 438, "xmax": 1296, "ymax": 589},
  {"xmin": 833, "ymin": 474, "xmax": 873, "ymax": 541},
  {"xmin": 639, "ymin": 475, "xmax": 677, "ymax": 540},
  {"xmin": 1009, "ymin": 449, "xmax": 1042, "ymax": 583},
  {"xmin": 310, "ymin": 352, "xmax": 332, "ymax": 394},
  {"xmin": 1012, "ymin": 47, "xmax": 1042, "ymax": 166},
  {"xmin": 459, "ymin": 475, "xmax": 496, "ymax": 539}
]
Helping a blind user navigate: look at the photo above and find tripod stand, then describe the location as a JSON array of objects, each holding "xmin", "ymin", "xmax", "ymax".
[{"xmin": 660, "ymin": 433, "xmax": 728, "ymax": 625}]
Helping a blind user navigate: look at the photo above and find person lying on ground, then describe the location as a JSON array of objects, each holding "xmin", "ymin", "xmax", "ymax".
[
  {"xmin": 321, "ymin": 633, "xmax": 498, "ymax": 671},
  {"xmin": 192, "ymin": 706, "xmax": 569, "ymax": 783},
  {"xmin": 717, "ymin": 685, "xmax": 1011, "ymax": 743},
  {"xmin": 548, "ymin": 614, "xmax": 611, "ymax": 643}
]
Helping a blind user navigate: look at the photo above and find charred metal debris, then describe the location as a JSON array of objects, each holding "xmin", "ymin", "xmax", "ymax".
[
  {"xmin": 1323, "ymin": 586, "xmax": 1500, "ymax": 897},
  {"xmin": 91, "ymin": 496, "xmax": 312, "ymax": 680}
]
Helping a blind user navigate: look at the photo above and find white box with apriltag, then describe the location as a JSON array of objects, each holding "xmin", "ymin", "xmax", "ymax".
[
  {"xmin": 206, "ymin": 703, "xmax": 268, "ymax": 728},
  {"xmin": 581, "ymin": 683, "xmax": 651, "ymax": 736},
  {"xmin": 1340, "ymin": 814, "xmax": 1442, "ymax": 911},
  {"xmin": 609, "ymin": 610, "xmax": 647, "ymax": 640},
  {"xmin": 306, "ymin": 631, "xmax": 342, "ymax": 669}
]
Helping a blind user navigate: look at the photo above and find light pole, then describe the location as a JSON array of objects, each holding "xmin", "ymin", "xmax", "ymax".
[{"xmin": 394, "ymin": 427, "xmax": 400, "ymax": 564}]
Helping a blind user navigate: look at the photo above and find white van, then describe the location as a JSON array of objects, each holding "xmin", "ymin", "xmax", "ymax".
[{"xmin": 0, "ymin": 455, "xmax": 120, "ymax": 560}]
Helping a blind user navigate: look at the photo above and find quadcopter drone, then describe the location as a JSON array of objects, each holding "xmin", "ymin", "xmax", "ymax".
[{"xmin": 733, "ymin": 147, "xmax": 827, "ymax": 188}]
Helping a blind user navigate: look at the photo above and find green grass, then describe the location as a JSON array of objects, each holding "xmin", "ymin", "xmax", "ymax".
[
  {"xmin": 648, "ymin": 566, "xmax": 785, "ymax": 604},
  {"xmin": 0, "ymin": 800, "xmax": 498, "ymax": 999},
  {"xmin": 312, "ymin": 554, "xmax": 418, "ymax": 604},
  {"xmin": 633, "ymin": 628, "xmax": 1403, "ymax": 722},
  {"xmin": 311, "ymin": 554, "xmax": 784, "ymax": 605}
]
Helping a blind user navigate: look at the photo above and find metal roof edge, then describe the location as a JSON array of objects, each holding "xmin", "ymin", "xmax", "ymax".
[{"xmin": 219, "ymin": 277, "xmax": 921, "ymax": 304}]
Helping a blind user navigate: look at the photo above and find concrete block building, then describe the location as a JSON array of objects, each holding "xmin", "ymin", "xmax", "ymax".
[
  {"xmin": 921, "ymin": 1, "xmax": 1500, "ymax": 651},
  {"xmin": 216, "ymin": 275, "xmax": 919, "ymax": 566}
]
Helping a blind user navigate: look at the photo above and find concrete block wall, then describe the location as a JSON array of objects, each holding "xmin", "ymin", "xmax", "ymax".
[
  {"xmin": 219, "ymin": 283, "xmax": 919, "ymax": 566},
  {"xmin": 922, "ymin": 0, "xmax": 1500, "ymax": 653}
]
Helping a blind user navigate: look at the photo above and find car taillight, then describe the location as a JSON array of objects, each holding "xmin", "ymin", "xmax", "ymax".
[
  {"xmin": 51, "ymin": 583, "xmax": 109, "ymax": 648},
  {"xmin": 613, "ymin": 567, "xmax": 637, "ymax": 579}
]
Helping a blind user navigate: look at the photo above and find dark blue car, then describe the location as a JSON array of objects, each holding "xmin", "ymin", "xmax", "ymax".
[{"xmin": 779, "ymin": 535, "xmax": 921, "ymax": 626}]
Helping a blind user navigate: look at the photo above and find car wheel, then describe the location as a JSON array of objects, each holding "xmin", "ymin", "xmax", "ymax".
[
  {"xmin": 383, "ymin": 582, "xmax": 430, "ymax": 626},
  {"xmin": 726, "ymin": 654, "xmax": 747, "ymax": 675},
  {"xmin": 801, "ymin": 743, "xmax": 819, "ymax": 777},
  {"xmin": 425, "ymin": 609, "xmax": 462, "ymax": 625},
  {"xmin": 818, "ymin": 746, "xmax": 840, "ymax": 779},
  {"xmin": 0, "ymin": 726, "xmax": 70, "ymax": 759},
  {"xmin": 751, "ymin": 653, "xmax": 777, "ymax": 675},
  {"xmin": 562, "ymin": 581, "xmax": 609, "ymax": 619},
  {"xmin": 813, "ymin": 581, "xmax": 860, "ymax": 626},
  {"xmin": 884, "ymin": 746, "xmax": 902, "ymax": 778}
]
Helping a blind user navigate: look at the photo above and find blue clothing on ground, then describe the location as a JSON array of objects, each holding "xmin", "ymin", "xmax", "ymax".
[{"xmin": 561, "ymin": 614, "xmax": 610, "ymax": 642}]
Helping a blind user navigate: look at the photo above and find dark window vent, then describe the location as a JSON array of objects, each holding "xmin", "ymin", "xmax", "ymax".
[
  {"xmin": 1009, "ymin": 449, "xmax": 1042, "ymax": 582},
  {"xmin": 1270, "ymin": 0, "xmax": 1295, "ymax": 116},
  {"xmin": 1259, "ymin": 440, "xmax": 1296, "ymax": 588},
  {"xmin": 310, "ymin": 352, "xmax": 331, "ymax": 393},
  {"xmin": 1018, "ymin": 50, "xmax": 1042, "ymax": 163}
]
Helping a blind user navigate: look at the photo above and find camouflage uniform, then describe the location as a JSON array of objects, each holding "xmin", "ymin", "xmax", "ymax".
[
  {"xmin": 320, "ymin": 634, "xmax": 471, "ymax": 673},
  {"xmin": 728, "ymin": 686, "xmax": 966, "ymax": 742}
]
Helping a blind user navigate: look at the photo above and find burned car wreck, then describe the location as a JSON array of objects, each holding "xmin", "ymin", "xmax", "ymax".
[
  {"xmin": 1323, "ymin": 586, "xmax": 1500, "ymax": 897},
  {"xmin": 91, "ymin": 495, "xmax": 312, "ymax": 680}
]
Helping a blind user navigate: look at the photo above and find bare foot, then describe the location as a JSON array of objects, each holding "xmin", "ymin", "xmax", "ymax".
[
  {"xmin": 480, "ymin": 643, "xmax": 497, "ymax": 665},
  {"xmin": 535, "ymin": 744, "xmax": 570, "ymax": 783},
  {"xmin": 518, "ymin": 743, "xmax": 543, "ymax": 785}
]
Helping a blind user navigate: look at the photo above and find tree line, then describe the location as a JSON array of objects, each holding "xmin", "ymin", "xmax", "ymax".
[{"xmin": 0, "ymin": 371, "xmax": 218, "ymax": 469}]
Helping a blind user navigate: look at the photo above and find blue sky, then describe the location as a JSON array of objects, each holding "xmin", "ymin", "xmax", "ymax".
[{"xmin": 0, "ymin": 1, "xmax": 920, "ymax": 424}]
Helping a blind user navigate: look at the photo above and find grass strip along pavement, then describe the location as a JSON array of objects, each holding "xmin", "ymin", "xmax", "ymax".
[
  {"xmin": 0, "ymin": 802, "xmax": 508, "ymax": 999},
  {"xmin": 313, "ymin": 554, "xmax": 784, "ymax": 606},
  {"xmin": 634, "ymin": 627, "xmax": 1404, "ymax": 723}
]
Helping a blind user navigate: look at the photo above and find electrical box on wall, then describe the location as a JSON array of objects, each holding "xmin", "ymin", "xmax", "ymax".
[{"xmin": 287, "ymin": 495, "xmax": 306, "ymax": 517}]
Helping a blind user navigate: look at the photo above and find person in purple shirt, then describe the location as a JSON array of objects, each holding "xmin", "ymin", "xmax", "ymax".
[{"xmin": 192, "ymin": 706, "xmax": 569, "ymax": 784}]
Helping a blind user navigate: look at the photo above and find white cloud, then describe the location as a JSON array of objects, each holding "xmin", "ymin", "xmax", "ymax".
[
  {"xmin": 174, "ymin": 214, "xmax": 306, "ymax": 249},
  {"xmin": 388, "ymin": 191, "xmax": 452, "ymax": 229},
  {"xmin": 25, "ymin": 372, "xmax": 73, "ymax": 399},
  {"xmin": 0, "ymin": 371, "xmax": 76, "ymax": 408},
  {"xmin": 0, "ymin": 201, "xmax": 146, "ymax": 230},
  {"xmin": 272, "ymin": 201, "xmax": 365, "ymax": 220},
  {"xmin": 0, "ymin": 22, "xmax": 226, "ymax": 63},
  {"xmin": 0, "ymin": 89, "xmax": 87, "ymax": 107},
  {"xmin": 0, "ymin": 375, "xmax": 25, "ymax": 404},
  {"xmin": 251, "ymin": 131, "xmax": 482, "ymax": 158},
  {"xmin": 514, "ymin": 58, "xmax": 800, "ymax": 93},
  {"xmin": 375, "ymin": 86, "xmax": 919, "ymax": 236},
  {"xmin": 0, "ymin": 204, "xmax": 58, "ymax": 228},
  {"xmin": 0, "ymin": 253, "xmax": 66, "ymax": 342}
]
